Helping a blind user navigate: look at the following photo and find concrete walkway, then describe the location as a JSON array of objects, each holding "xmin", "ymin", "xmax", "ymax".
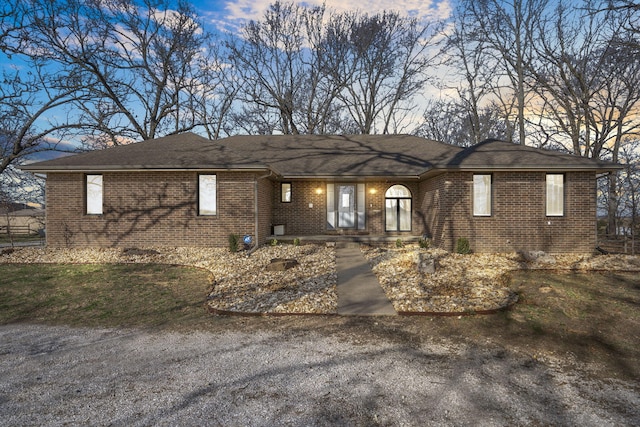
[{"xmin": 336, "ymin": 246, "xmax": 396, "ymax": 315}]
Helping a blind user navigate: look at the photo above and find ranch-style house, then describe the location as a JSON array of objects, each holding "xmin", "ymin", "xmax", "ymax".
[{"xmin": 22, "ymin": 133, "xmax": 620, "ymax": 253}]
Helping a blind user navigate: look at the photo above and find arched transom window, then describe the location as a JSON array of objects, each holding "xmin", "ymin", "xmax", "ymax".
[{"xmin": 385, "ymin": 185, "xmax": 412, "ymax": 231}]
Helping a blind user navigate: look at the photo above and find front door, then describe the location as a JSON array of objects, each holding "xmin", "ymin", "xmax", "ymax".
[
  {"xmin": 327, "ymin": 183, "xmax": 365, "ymax": 230},
  {"xmin": 337, "ymin": 184, "xmax": 356, "ymax": 228}
]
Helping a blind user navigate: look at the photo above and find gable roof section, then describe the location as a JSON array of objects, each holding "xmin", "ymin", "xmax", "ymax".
[
  {"xmin": 21, "ymin": 133, "xmax": 264, "ymax": 172},
  {"xmin": 216, "ymin": 134, "xmax": 461, "ymax": 178},
  {"xmin": 22, "ymin": 132, "xmax": 620, "ymax": 178},
  {"xmin": 447, "ymin": 139, "xmax": 619, "ymax": 171}
]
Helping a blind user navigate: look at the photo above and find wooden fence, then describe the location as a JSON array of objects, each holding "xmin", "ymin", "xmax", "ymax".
[{"xmin": 597, "ymin": 234, "xmax": 638, "ymax": 255}]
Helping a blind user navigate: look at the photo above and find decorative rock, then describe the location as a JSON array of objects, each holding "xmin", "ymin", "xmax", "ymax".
[
  {"xmin": 266, "ymin": 258, "xmax": 299, "ymax": 271},
  {"xmin": 524, "ymin": 251, "xmax": 556, "ymax": 264},
  {"xmin": 1, "ymin": 248, "xmax": 15, "ymax": 256},
  {"xmin": 122, "ymin": 248, "xmax": 161, "ymax": 256},
  {"xmin": 415, "ymin": 252, "xmax": 436, "ymax": 274}
]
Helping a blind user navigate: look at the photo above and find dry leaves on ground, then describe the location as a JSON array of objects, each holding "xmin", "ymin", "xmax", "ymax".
[
  {"xmin": 361, "ymin": 245, "xmax": 640, "ymax": 314},
  {"xmin": 2, "ymin": 244, "xmax": 638, "ymax": 315}
]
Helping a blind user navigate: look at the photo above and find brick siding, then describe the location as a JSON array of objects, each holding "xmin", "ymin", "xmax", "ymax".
[
  {"xmin": 272, "ymin": 180, "xmax": 327, "ymax": 235},
  {"xmin": 419, "ymin": 171, "xmax": 597, "ymax": 253},
  {"xmin": 256, "ymin": 176, "xmax": 273, "ymax": 245},
  {"xmin": 46, "ymin": 171, "xmax": 259, "ymax": 247},
  {"xmin": 45, "ymin": 170, "xmax": 598, "ymax": 253},
  {"xmin": 271, "ymin": 180, "xmax": 421, "ymax": 236}
]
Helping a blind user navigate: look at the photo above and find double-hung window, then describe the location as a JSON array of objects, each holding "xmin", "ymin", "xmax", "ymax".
[
  {"xmin": 86, "ymin": 174, "xmax": 103, "ymax": 215},
  {"xmin": 198, "ymin": 174, "xmax": 217, "ymax": 215},
  {"xmin": 473, "ymin": 174, "xmax": 492, "ymax": 216},
  {"xmin": 546, "ymin": 174, "xmax": 564, "ymax": 216}
]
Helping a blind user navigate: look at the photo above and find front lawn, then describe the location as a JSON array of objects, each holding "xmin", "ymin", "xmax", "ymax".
[
  {"xmin": 1, "ymin": 252, "xmax": 639, "ymax": 380},
  {"xmin": 0, "ymin": 263, "xmax": 213, "ymax": 329}
]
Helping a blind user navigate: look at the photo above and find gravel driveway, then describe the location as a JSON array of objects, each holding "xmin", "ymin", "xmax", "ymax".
[{"xmin": 1, "ymin": 321, "xmax": 638, "ymax": 426}]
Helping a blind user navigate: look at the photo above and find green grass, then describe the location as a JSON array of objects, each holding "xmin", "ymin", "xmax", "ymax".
[{"xmin": 0, "ymin": 263, "xmax": 213, "ymax": 329}]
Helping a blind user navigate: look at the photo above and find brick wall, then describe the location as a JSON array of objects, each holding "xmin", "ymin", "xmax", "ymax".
[
  {"xmin": 419, "ymin": 171, "xmax": 597, "ymax": 253},
  {"xmin": 45, "ymin": 171, "xmax": 260, "ymax": 247},
  {"xmin": 272, "ymin": 180, "xmax": 420, "ymax": 235},
  {"xmin": 45, "ymin": 170, "xmax": 598, "ymax": 252},
  {"xmin": 272, "ymin": 180, "xmax": 327, "ymax": 235},
  {"xmin": 256, "ymin": 176, "xmax": 273, "ymax": 245}
]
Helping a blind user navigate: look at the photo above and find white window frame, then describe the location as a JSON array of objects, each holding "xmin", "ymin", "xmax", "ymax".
[
  {"xmin": 86, "ymin": 174, "xmax": 103, "ymax": 215},
  {"xmin": 198, "ymin": 174, "xmax": 217, "ymax": 216},
  {"xmin": 546, "ymin": 174, "xmax": 564, "ymax": 216},
  {"xmin": 281, "ymin": 182, "xmax": 292, "ymax": 203},
  {"xmin": 473, "ymin": 174, "xmax": 492, "ymax": 216}
]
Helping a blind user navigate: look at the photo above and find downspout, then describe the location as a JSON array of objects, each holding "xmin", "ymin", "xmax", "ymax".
[{"xmin": 247, "ymin": 170, "xmax": 274, "ymax": 256}]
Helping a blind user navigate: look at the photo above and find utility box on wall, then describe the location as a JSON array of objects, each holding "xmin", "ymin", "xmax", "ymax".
[{"xmin": 273, "ymin": 224, "xmax": 285, "ymax": 236}]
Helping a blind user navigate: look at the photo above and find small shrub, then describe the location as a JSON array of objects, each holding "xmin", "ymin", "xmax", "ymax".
[
  {"xmin": 293, "ymin": 237, "xmax": 300, "ymax": 246},
  {"xmin": 395, "ymin": 238, "xmax": 404, "ymax": 248},
  {"xmin": 418, "ymin": 238, "xmax": 431, "ymax": 249},
  {"xmin": 456, "ymin": 237, "xmax": 471, "ymax": 254},
  {"xmin": 270, "ymin": 238, "xmax": 278, "ymax": 246},
  {"xmin": 228, "ymin": 234, "xmax": 240, "ymax": 253}
]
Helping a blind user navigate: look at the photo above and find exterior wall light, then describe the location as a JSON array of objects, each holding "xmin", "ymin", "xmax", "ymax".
[
  {"xmin": 369, "ymin": 188, "xmax": 377, "ymax": 194},
  {"xmin": 315, "ymin": 188, "xmax": 323, "ymax": 195}
]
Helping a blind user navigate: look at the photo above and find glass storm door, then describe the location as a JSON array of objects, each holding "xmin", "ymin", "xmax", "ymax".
[
  {"xmin": 326, "ymin": 183, "xmax": 365, "ymax": 230},
  {"xmin": 385, "ymin": 185, "xmax": 412, "ymax": 231},
  {"xmin": 337, "ymin": 185, "xmax": 356, "ymax": 228}
]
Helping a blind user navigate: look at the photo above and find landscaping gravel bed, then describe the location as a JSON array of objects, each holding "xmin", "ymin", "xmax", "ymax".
[
  {"xmin": 2, "ymin": 244, "xmax": 639, "ymax": 315},
  {"xmin": 362, "ymin": 245, "xmax": 640, "ymax": 313},
  {"xmin": 0, "ymin": 245, "xmax": 337, "ymax": 314}
]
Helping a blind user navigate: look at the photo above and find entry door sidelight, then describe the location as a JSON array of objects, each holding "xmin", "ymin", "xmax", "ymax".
[{"xmin": 337, "ymin": 185, "xmax": 355, "ymax": 228}]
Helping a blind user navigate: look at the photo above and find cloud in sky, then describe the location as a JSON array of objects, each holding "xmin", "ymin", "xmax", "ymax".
[{"xmin": 196, "ymin": 0, "xmax": 452, "ymax": 30}]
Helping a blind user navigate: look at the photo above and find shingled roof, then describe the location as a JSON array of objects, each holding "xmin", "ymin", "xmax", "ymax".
[{"xmin": 22, "ymin": 132, "xmax": 620, "ymax": 178}]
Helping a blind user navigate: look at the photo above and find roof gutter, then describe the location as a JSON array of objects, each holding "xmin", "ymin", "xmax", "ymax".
[
  {"xmin": 420, "ymin": 165, "xmax": 623, "ymax": 179},
  {"xmin": 278, "ymin": 174, "xmax": 422, "ymax": 181},
  {"xmin": 20, "ymin": 166, "xmax": 272, "ymax": 173}
]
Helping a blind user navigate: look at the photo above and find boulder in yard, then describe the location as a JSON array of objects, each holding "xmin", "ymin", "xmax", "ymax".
[
  {"xmin": 415, "ymin": 252, "xmax": 436, "ymax": 274},
  {"xmin": 266, "ymin": 258, "xmax": 299, "ymax": 271}
]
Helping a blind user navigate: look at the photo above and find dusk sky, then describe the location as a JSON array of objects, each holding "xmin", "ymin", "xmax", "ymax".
[{"xmin": 191, "ymin": 0, "xmax": 453, "ymax": 30}]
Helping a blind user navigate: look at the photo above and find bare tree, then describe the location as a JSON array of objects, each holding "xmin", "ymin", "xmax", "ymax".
[
  {"xmin": 192, "ymin": 41, "xmax": 240, "ymax": 140},
  {"xmin": 227, "ymin": 2, "xmax": 353, "ymax": 135},
  {"xmin": 0, "ymin": 68, "xmax": 83, "ymax": 175},
  {"xmin": 438, "ymin": 3, "xmax": 504, "ymax": 144},
  {"xmin": 339, "ymin": 11, "xmax": 439, "ymax": 134},
  {"xmin": 528, "ymin": 2, "xmax": 640, "ymax": 233},
  {"xmin": 598, "ymin": 0, "xmax": 640, "ymax": 48},
  {"xmin": 599, "ymin": 139, "xmax": 640, "ymax": 253},
  {"xmin": 299, "ymin": 7, "xmax": 354, "ymax": 134},
  {"xmin": 11, "ymin": 0, "xmax": 229, "ymax": 147},
  {"xmin": 618, "ymin": 140, "xmax": 640, "ymax": 254},
  {"xmin": 414, "ymin": 99, "xmax": 510, "ymax": 146},
  {"xmin": 462, "ymin": 0, "xmax": 548, "ymax": 145},
  {"xmin": 1, "ymin": 0, "xmax": 85, "ymax": 175},
  {"xmin": 227, "ymin": 2, "xmax": 307, "ymax": 135},
  {"xmin": 227, "ymin": 2, "xmax": 440, "ymax": 135}
]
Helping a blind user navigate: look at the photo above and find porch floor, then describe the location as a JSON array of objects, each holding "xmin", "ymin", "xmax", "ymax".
[{"xmin": 268, "ymin": 234, "xmax": 423, "ymax": 246}]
